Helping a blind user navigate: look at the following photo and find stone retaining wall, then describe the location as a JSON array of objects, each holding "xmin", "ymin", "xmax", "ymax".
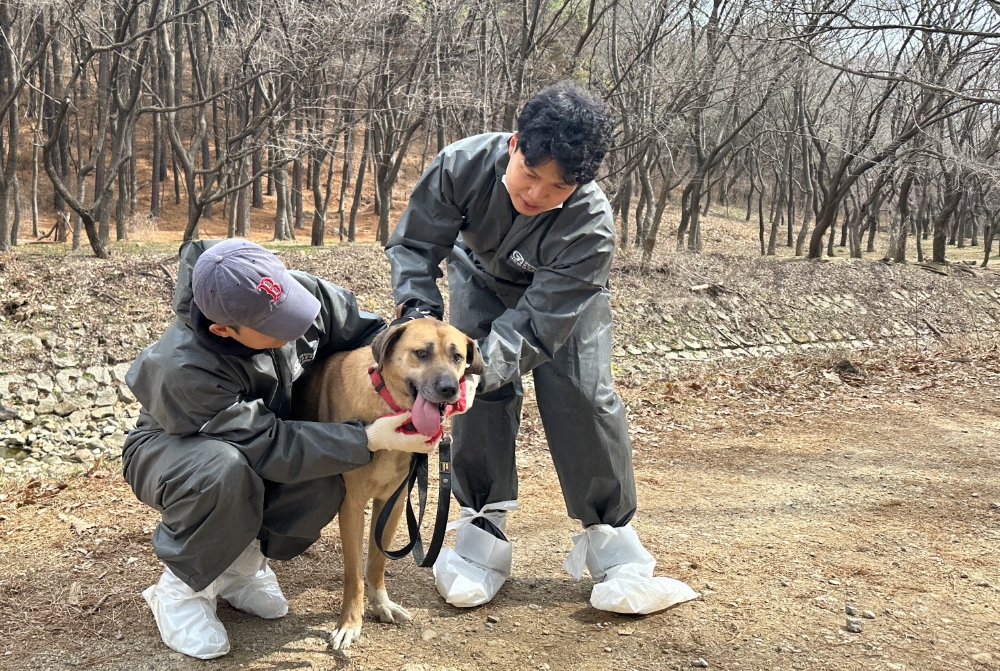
[{"xmin": 0, "ymin": 363, "xmax": 140, "ymax": 480}]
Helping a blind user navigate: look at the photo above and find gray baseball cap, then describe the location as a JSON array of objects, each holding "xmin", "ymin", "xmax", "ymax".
[{"xmin": 192, "ymin": 239, "xmax": 321, "ymax": 342}]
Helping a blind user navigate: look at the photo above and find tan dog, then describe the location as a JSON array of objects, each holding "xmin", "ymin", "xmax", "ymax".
[{"xmin": 293, "ymin": 319, "xmax": 483, "ymax": 649}]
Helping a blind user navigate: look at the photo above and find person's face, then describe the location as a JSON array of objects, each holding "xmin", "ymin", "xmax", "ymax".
[
  {"xmin": 504, "ymin": 133, "xmax": 577, "ymax": 216},
  {"xmin": 208, "ymin": 323, "xmax": 288, "ymax": 350}
]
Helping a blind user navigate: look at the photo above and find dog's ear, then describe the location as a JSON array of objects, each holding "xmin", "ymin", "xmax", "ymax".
[
  {"xmin": 371, "ymin": 323, "xmax": 407, "ymax": 371},
  {"xmin": 465, "ymin": 336, "xmax": 485, "ymax": 376}
]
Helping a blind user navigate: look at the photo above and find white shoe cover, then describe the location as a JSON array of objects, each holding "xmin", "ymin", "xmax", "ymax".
[
  {"xmin": 433, "ymin": 501, "xmax": 517, "ymax": 608},
  {"xmin": 563, "ymin": 523, "xmax": 699, "ymax": 615},
  {"xmin": 142, "ymin": 567, "xmax": 230, "ymax": 659},
  {"xmin": 217, "ymin": 540, "xmax": 288, "ymax": 619}
]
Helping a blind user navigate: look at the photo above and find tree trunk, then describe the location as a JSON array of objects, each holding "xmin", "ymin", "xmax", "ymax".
[
  {"xmin": 0, "ymin": 38, "xmax": 16, "ymax": 250},
  {"xmin": 116, "ymin": 158, "xmax": 129, "ymax": 241},
  {"xmin": 377, "ymin": 177, "xmax": 392, "ymax": 245},
  {"xmin": 701, "ymin": 172, "xmax": 714, "ymax": 217},
  {"xmin": 640, "ymin": 165, "xmax": 679, "ymax": 262},
  {"xmin": 227, "ymin": 174, "xmax": 237, "ymax": 238},
  {"xmin": 52, "ymin": 32, "xmax": 71, "ymax": 212},
  {"xmin": 235, "ymin": 101, "xmax": 250, "ymax": 237},
  {"xmin": 634, "ymin": 178, "xmax": 647, "ymax": 243},
  {"xmin": 786, "ymin": 151, "xmax": 795, "ymax": 247},
  {"xmin": 767, "ymin": 157, "xmax": 784, "ymax": 256},
  {"xmin": 758, "ymin": 181, "xmax": 767, "ymax": 257},
  {"xmin": 956, "ymin": 199, "xmax": 968, "ymax": 249},
  {"xmin": 150, "ymin": 48, "xmax": 162, "ymax": 217},
  {"xmin": 272, "ymin": 154, "xmax": 294, "ymax": 241},
  {"xmin": 252, "ymin": 84, "xmax": 263, "ymax": 208},
  {"xmin": 675, "ymin": 178, "xmax": 696, "ymax": 252},
  {"xmin": 826, "ymin": 201, "xmax": 839, "ymax": 257},
  {"xmin": 266, "ymin": 147, "xmax": 274, "ymax": 197},
  {"xmin": 839, "ymin": 196, "xmax": 850, "ymax": 248},
  {"xmin": 236, "ymin": 162, "xmax": 250, "ymax": 237},
  {"xmin": 348, "ymin": 125, "xmax": 370, "ymax": 242},
  {"xmin": 293, "ymin": 117, "xmax": 304, "ymax": 229},
  {"xmin": 31, "ymin": 128, "xmax": 40, "ymax": 237},
  {"xmin": 171, "ymin": 147, "xmax": 182, "ymax": 204},
  {"xmin": 982, "ymin": 212, "xmax": 998, "ymax": 268},
  {"xmin": 619, "ymin": 176, "xmax": 632, "ymax": 248},
  {"xmin": 885, "ymin": 173, "xmax": 914, "ymax": 263},
  {"xmin": 794, "ymin": 155, "xmax": 814, "ymax": 256},
  {"xmin": 338, "ymin": 120, "xmax": 354, "ymax": 240},
  {"xmin": 931, "ymin": 177, "xmax": 961, "ymax": 263}
]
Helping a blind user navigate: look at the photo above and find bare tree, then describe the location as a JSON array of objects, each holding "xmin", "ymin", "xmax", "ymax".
[
  {"xmin": 41, "ymin": 0, "xmax": 163, "ymax": 258},
  {"xmin": 153, "ymin": 0, "xmax": 293, "ymax": 241}
]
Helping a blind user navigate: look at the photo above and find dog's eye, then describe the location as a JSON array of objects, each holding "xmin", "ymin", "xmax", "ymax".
[
  {"xmin": 452, "ymin": 353, "xmax": 464, "ymax": 364},
  {"xmin": 414, "ymin": 349, "xmax": 428, "ymax": 359}
]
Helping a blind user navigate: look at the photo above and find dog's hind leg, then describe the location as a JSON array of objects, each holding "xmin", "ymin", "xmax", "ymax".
[
  {"xmin": 366, "ymin": 495, "xmax": 412, "ymax": 624},
  {"xmin": 330, "ymin": 493, "xmax": 367, "ymax": 650}
]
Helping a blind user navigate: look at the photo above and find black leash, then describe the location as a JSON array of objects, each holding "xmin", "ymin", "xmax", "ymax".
[{"xmin": 374, "ymin": 435, "xmax": 452, "ymax": 567}]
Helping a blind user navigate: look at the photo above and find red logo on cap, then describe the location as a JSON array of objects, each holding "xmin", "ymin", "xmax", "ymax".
[{"xmin": 257, "ymin": 277, "xmax": 282, "ymax": 303}]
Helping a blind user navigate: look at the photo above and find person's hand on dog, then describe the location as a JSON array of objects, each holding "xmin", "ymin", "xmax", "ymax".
[
  {"xmin": 365, "ymin": 412, "xmax": 439, "ymax": 454},
  {"xmin": 446, "ymin": 374, "xmax": 480, "ymax": 417},
  {"xmin": 392, "ymin": 298, "xmax": 441, "ymax": 327}
]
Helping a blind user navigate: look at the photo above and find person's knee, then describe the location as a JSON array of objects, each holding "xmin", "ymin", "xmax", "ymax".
[
  {"xmin": 315, "ymin": 474, "xmax": 346, "ymax": 504},
  {"xmin": 190, "ymin": 441, "xmax": 259, "ymax": 499}
]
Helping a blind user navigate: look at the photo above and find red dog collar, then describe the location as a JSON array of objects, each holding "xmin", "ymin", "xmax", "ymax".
[{"xmin": 368, "ymin": 365, "xmax": 405, "ymax": 413}]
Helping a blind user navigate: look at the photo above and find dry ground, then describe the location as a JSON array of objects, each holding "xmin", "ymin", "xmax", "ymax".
[{"xmin": 1, "ymin": 342, "xmax": 999, "ymax": 671}]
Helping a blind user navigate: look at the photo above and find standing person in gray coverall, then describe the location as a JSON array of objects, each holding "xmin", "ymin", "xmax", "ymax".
[
  {"xmin": 123, "ymin": 239, "xmax": 439, "ymax": 659},
  {"xmin": 385, "ymin": 82, "xmax": 697, "ymax": 614}
]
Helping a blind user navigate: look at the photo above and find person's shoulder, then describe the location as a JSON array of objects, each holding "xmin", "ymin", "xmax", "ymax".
[
  {"xmin": 533, "ymin": 182, "xmax": 615, "ymax": 267},
  {"xmin": 141, "ymin": 321, "xmax": 241, "ymax": 372},
  {"xmin": 288, "ymin": 269, "xmax": 321, "ymax": 286},
  {"xmin": 140, "ymin": 322, "xmax": 199, "ymax": 362},
  {"xmin": 439, "ymin": 133, "xmax": 509, "ymax": 170},
  {"xmin": 569, "ymin": 179, "xmax": 611, "ymax": 207},
  {"xmin": 559, "ymin": 181, "xmax": 614, "ymax": 233}
]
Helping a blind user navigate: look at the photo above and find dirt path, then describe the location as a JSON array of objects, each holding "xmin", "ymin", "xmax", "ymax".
[
  {"xmin": 3, "ymin": 244, "xmax": 999, "ymax": 670},
  {"xmin": 2, "ymin": 344, "xmax": 998, "ymax": 671}
]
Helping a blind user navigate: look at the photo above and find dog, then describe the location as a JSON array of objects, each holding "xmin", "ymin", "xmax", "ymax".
[{"xmin": 293, "ymin": 319, "xmax": 483, "ymax": 649}]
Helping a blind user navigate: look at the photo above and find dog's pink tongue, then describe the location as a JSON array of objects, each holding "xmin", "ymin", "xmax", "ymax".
[{"xmin": 411, "ymin": 394, "xmax": 441, "ymax": 437}]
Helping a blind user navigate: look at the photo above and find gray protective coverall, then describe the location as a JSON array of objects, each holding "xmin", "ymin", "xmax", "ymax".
[
  {"xmin": 122, "ymin": 240, "xmax": 385, "ymax": 592},
  {"xmin": 385, "ymin": 133, "xmax": 636, "ymax": 529}
]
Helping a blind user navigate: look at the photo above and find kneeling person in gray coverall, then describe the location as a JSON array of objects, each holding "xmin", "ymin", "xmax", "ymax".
[
  {"xmin": 386, "ymin": 82, "xmax": 697, "ymax": 614},
  {"xmin": 123, "ymin": 239, "xmax": 437, "ymax": 659}
]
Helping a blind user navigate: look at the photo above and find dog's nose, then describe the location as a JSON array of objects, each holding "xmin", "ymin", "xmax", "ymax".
[{"xmin": 436, "ymin": 377, "xmax": 459, "ymax": 399}]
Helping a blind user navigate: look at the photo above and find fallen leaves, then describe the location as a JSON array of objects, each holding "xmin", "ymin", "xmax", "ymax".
[
  {"xmin": 57, "ymin": 512, "xmax": 96, "ymax": 535},
  {"xmin": 67, "ymin": 581, "xmax": 83, "ymax": 607},
  {"xmin": 84, "ymin": 459, "xmax": 112, "ymax": 479},
  {"xmin": 16, "ymin": 478, "xmax": 67, "ymax": 507},
  {"xmin": 822, "ymin": 371, "xmax": 842, "ymax": 385}
]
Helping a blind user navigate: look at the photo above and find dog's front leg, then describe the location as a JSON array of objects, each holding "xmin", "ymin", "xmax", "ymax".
[
  {"xmin": 366, "ymin": 495, "xmax": 412, "ymax": 624},
  {"xmin": 331, "ymin": 493, "xmax": 367, "ymax": 650}
]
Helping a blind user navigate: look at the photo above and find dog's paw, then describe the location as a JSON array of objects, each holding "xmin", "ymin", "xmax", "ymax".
[
  {"xmin": 329, "ymin": 622, "xmax": 362, "ymax": 650},
  {"xmin": 367, "ymin": 588, "xmax": 412, "ymax": 624}
]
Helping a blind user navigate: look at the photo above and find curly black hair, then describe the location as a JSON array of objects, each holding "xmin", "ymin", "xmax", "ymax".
[{"xmin": 515, "ymin": 81, "xmax": 612, "ymax": 186}]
